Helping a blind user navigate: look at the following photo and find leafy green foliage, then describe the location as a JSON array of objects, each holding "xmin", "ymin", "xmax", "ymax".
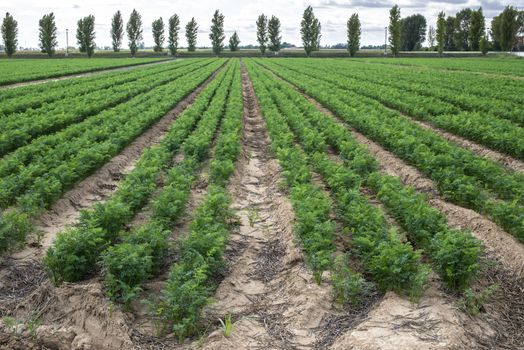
[
  {"xmin": 256, "ymin": 14, "xmax": 268, "ymax": 54},
  {"xmin": 76, "ymin": 15, "xmax": 96, "ymax": 57},
  {"xmin": 1, "ymin": 12, "xmax": 18, "ymax": 57},
  {"xmin": 300, "ymin": 6, "xmax": 321, "ymax": 56},
  {"xmin": 209, "ymin": 10, "xmax": 225, "ymax": 56},
  {"xmin": 43, "ymin": 61, "xmax": 226, "ymax": 278},
  {"xmin": 127, "ymin": 9, "xmax": 143, "ymax": 56},
  {"xmin": 44, "ymin": 227, "xmax": 106, "ymax": 283},
  {"xmin": 346, "ymin": 14, "xmax": 361, "ymax": 57},
  {"xmin": 185, "ymin": 18, "xmax": 198, "ymax": 52},
  {"xmin": 152, "ymin": 17, "xmax": 165, "ymax": 52},
  {"xmin": 110, "ymin": 11, "xmax": 124, "ymax": 52},
  {"xmin": 331, "ymin": 254, "xmax": 373, "ymax": 307},
  {"xmin": 38, "ymin": 13, "xmax": 58, "ymax": 56},
  {"xmin": 167, "ymin": 14, "xmax": 180, "ymax": 56},
  {"xmin": 258, "ymin": 58, "xmax": 524, "ymax": 243}
]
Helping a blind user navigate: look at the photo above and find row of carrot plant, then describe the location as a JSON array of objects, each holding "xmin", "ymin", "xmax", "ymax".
[
  {"xmin": 0, "ymin": 60, "xmax": 215, "ymax": 156},
  {"xmin": 44, "ymin": 60, "xmax": 234, "ymax": 283},
  {"xmin": 0, "ymin": 57, "xmax": 164, "ymax": 86},
  {"xmin": 270, "ymin": 59, "xmax": 524, "ymax": 160},
  {"xmin": 0, "ymin": 59, "xmax": 225, "ymax": 255},
  {"xmin": 246, "ymin": 61, "xmax": 429, "ymax": 300},
  {"xmin": 157, "ymin": 61, "xmax": 242, "ymax": 339},
  {"xmin": 0, "ymin": 60, "xmax": 198, "ymax": 116},
  {"xmin": 333, "ymin": 59, "xmax": 523, "ymax": 124},
  {"xmin": 255, "ymin": 59, "xmax": 524, "ymax": 243},
  {"xmin": 248, "ymin": 61, "xmax": 481, "ymax": 292}
]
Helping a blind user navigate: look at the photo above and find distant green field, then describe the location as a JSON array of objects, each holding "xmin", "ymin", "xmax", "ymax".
[
  {"xmin": 0, "ymin": 57, "xmax": 167, "ymax": 85},
  {"xmin": 352, "ymin": 56, "xmax": 524, "ymax": 76}
]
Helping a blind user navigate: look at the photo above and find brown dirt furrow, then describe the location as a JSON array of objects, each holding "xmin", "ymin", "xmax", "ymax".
[
  {"xmin": 0, "ymin": 59, "xmax": 173, "ymax": 90},
  {"xmin": 407, "ymin": 116, "xmax": 524, "ymax": 173},
  {"xmin": 198, "ymin": 62, "xmax": 334, "ymax": 350}
]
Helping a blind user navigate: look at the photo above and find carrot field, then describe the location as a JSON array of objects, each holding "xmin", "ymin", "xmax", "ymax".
[{"xmin": 0, "ymin": 57, "xmax": 523, "ymax": 350}]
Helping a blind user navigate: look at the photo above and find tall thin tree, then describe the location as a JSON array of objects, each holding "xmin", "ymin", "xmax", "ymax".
[
  {"xmin": 300, "ymin": 5, "xmax": 321, "ymax": 57},
  {"xmin": 468, "ymin": 7, "xmax": 485, "ymax": 51},
  {"xmin": 427, "ymin": 25, "xmax": 435, "ymax": 50},
  {"xmin": 256, "ymin": 14, "xmax": 268, "ymax": 55},
  {"xmin": 76, "ymin": 15, "xmax": 96, "ymax": 57},
  {"xmin": 347, "ymin": 13, "xmax": 361, "ymax": 57},
  {"xmin": 168, "ymin": 14, "xmax": 180, "ymax": 56},
  {"xmin": 229, "ymin": 31, "xmax": 240, "ymax": 51},
  {"xmin": 152, "ymin": 17, "xmax": 165, "ymax": 52},
  {"xmin": 110, "ymin": 11, "xmax": 124, "ymax": 52},
  {"xmin": 209, "ymin": 10, "xmax": 225, "ymax": 56},
  {"xmin": 39, "ymin": 12, "xmax": 58, "ymax": 57},
  {"xmin": 185, "ymin": 18, "xmax": 198, "ymax": 52},
  {"xmin": 268, "ymin": 15, "xmax": 281, "ymax": 54},
  {"xmin": 436, "ymin": 11, "xmax": 446, "ymax": 55},
  {"xmin": 127, "ymin": 9, "xmax": 143, "ymax": 56},
  {"xmin": 388, "ymin": 5, "xmax": 401, "ymax": 56},
  {"xmin": 498, "ymin": 6, "xmax": 520, "ymax": 51},
  {"xmin": 1, "ymin": 12, "xmax": 18, "ymax": 57}
]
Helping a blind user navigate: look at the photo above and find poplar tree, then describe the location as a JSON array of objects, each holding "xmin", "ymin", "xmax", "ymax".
[
  {"xmin": 388, "ymin": 5, "xmax": 401, "ymax": 56},
  {"xmin": 168, "ymin": 14, "xmax": 180, "ymax": 56},
  {"xmin": 209, "ymin": 10, "xmax": 225, "ymax": 56},
  {"xmin": 76, "ymin": 15, "xmax": 96, "ymax": 57},
  {"xmin": 436, "ymin": 11, "xmax": 446, "ymax": 55},
  {"xmin": 346, "ymin": 13, "xmax": 361, "ymax": 57},
  {"xmin": 229, "ymin": 31, "xmax": 240, "ymax": 51},
  {"xmin": 268, "ymin": 16, "xmax": 281, "ymax": 54},
  {"xmin": 110, "ymin": 11, "xmax": 124, "ymax": 52},
  {"xmin": 468, "ymin": 7, "xmax": 485, "ymax": 51},
  {"xmin": 256, "ymin": 14, "xmax": 268, "ymax": 54},
  {"xmin": 127, "ymin": 9, "xmax": 143, "ymax": 56},
  {"xmin": 301, "ymin": 6, "xmax": 321, "ymax": 57},
  {"xmin": 427, "ymin": 25, "xmax": 435, "ymax": 50},
  {"xmin": 39, "ymin": 12, "xmax": 58, "ymax": 57},
  {"xmin": 185, "ymin": 18, "xmax": 198, "ymax": 52},
  {"xmin": 152, "ymin": 17, "xmax": 165, "ymax": 52},
  {"xmin": 1, "ymin": 12, "xmax": 18, "ymax": 57}
]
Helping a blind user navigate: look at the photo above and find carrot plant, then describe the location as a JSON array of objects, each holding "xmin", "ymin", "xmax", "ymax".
[
  {"xmin": 257, "ymin": 58, "xmax": 524, "ymax": 244},
  {"xmin": 44, "ymin": 60, "xmax": 230, "ymax": 281},
  {"xmin": 249, "ymin": 59, "xmax": 481, "ymax": 292},
  {"xmin": 157, "ymin": 61, "xmax": 242, "ymax": 338}
]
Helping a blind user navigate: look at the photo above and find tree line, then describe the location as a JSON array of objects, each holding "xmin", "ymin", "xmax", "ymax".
[{"xmin": 1, "ymin": 5, "xmax": 523, "ymax": 58}]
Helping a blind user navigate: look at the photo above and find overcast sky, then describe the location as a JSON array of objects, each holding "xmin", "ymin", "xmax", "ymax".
[{"xmin": 3, "ymin": 0, "xmax": 523, "ymax": 49}]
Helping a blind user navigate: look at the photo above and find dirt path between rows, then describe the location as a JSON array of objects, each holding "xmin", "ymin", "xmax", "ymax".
[
  {"xmin": 0, "ymin": 59, "xmax": 173, "ymax": 90},
  {"xmin": 195, "ymin": 63, "xmax": 334, "ymax": 349}
]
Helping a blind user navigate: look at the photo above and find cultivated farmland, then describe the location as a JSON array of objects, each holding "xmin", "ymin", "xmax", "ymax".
[{"xmin": 0, "ymin": 57, "xmax": 523, "ymax": 350}]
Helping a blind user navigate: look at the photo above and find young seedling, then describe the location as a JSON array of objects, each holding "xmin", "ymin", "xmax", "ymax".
[
  {"xmin": 218, "ymin": 313, "xmax": 233, "ymax": 337},
  {"xmin": 247, "ymin": 207, "xmax": 260, "ymax": 227}
]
